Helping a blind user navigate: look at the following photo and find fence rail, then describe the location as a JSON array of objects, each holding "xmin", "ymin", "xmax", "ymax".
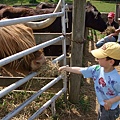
[{"xmin": 0, "ymin": 12, "xmax": 63, "ymax": 27}]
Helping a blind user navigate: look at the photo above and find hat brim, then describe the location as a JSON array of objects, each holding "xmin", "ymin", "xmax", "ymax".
[{"xmin": 91, "ymin": 48, "xmax": 107, "ymax": 58}]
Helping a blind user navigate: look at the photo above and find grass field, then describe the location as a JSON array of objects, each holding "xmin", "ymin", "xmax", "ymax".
[{"xmin": 90, "ymin": 1, "xmax": 117, "ymax": 12}]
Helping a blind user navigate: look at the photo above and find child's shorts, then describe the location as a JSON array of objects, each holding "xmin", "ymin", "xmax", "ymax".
[{"xmin": 98, "ymin": 105, "xmax": 119, "ymax": 120}]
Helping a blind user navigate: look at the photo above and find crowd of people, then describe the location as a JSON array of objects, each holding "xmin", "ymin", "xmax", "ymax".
[{"xmin": 59, "ymin": 12, "xmax": 120, "ymax": 120}]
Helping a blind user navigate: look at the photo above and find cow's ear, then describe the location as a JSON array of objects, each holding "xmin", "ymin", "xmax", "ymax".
[{"xmin": 34, "ymin": 54, "xmax": 46, "ymax": 64}]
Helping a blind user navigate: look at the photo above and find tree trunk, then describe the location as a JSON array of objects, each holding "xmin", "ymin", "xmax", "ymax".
[{"xmin": 69, "ymin": 0, "xmax": 86, "ymax": 103}]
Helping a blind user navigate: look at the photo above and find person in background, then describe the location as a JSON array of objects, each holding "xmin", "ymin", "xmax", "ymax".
[
  {"xmin": 96, "ymin": 12, "xmax": 119, "ymax": 48},
  {"xmin": 117, "ymin": 18, "xmax": 120, "ymax": 44},
  {"xmin": 106, "ymin": 12, "xmax": 119, "ymax": 29},
  {"xmin": 59, "ymin": 42, "xmax": 120, "ymax": 120},
  {"xmin": 107, "ymin": 18, "xmax": 120, "ymax": 44}
]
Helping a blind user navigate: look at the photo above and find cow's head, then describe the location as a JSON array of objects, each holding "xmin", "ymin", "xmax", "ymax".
[
  {"xmin": 0, "ymin": 23, "xmax": 46, "ymax": 76},
  {"xmin": 30, "ymin": 51, "xmax": 46, "ymax": 71},
  {"xmin": 85, "ymin": 1, "xmax": 107, "ymax": 32},
  {"xmin": 36, "ymin": 2, "xmax": 56, "ymax": 9}
]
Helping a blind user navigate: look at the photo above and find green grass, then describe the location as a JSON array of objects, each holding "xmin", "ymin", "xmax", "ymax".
[{"xmin": 90, "ymin": 1, "xmax": 117, "ymax": 12}]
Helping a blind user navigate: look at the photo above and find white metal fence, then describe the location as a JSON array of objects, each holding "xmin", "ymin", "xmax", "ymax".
[{"xmin": 0, "ymin": 0, "xmax": 67, "ymax": 119}]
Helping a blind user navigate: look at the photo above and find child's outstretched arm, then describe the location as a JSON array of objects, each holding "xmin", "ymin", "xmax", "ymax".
[{"xmin": 59, "ymin": 66, "xmax": 82, "ymax": 74}]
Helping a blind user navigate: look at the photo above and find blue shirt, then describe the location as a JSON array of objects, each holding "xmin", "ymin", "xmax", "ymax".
[{"xmin": 80, "ymin": 65, "xmax": 120, "ymax": 109}]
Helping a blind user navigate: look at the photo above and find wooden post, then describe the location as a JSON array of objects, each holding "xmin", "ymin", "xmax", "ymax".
[
  {"xmin": 115, "ymin": 4, "xmax": 120, "ymax": 21},
  {"xmin": 69, "ymin": 0, "xmax": 86, "ymax": 103}
]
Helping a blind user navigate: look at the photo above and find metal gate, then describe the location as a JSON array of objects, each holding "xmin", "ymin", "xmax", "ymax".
[{"xmin": 0, "ymin": 0, "xmax": 67, "ymax": 119}]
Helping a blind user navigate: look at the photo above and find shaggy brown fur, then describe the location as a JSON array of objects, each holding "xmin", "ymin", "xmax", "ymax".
[{"xmin": 0, "ymin": 23, "xmax": 45, "ymax": 76}]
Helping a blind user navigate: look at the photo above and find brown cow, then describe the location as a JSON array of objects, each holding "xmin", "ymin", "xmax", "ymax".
[
  {"xmin": 0, "ymin": 6, "xmax": 38, "ymax": 19},
  {"xmin": 0, "ymin": 23, "xmax": 46, "ymax": 76},
  {"xmin": 0, "ymin": 2, "xmax": 57, "ymax": 20}
]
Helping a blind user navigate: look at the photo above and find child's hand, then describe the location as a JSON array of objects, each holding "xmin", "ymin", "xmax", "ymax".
[
  {"xmin": 104, "ymin": 99, "xmax": 112, "ymax": 110},
  {"xmin": 58, "ymin": 66, "xmax": 67, "ymax": 71}
]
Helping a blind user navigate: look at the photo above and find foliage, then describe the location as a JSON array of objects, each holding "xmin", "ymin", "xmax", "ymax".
[
  {"xmin": 29, "ymin": 0, "xmax": 38, "ymax": 3},
  {"xmin": 92, "ymin": 0, "xmax": 120, "ymax": 1},
  {"xmin": 0, "ymin": 0, "xmax": 19, "ymax": 5},
  {"xmin": 79, "ymin": 95, "xmax": 90, "ymax": 114}
]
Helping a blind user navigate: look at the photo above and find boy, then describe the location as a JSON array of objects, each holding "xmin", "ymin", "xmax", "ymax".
[
  {"xmin": 59, "ymin": 42, "xmax": 120, "ymax": 120},
  {"xmin": 117, "ymin": 18, "xmax": 120, "ymax": 43}
]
